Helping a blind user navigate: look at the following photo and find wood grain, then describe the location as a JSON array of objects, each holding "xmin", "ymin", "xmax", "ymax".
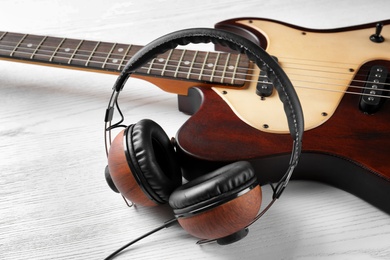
[
  {"xmin": 177, "ymin": 186, "xmax": 262, "ymax": 240},
  {"xmin": 0, "ymin": 0, "xmax": 389, "ymax": 259},
  {"xmin": 108, "ymin": 130, "xmax": 158, "ymax": 207}
]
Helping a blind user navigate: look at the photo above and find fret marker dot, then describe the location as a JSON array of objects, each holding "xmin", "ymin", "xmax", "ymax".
[
  {"xmin": 118, "ymin": 48, "xmax": 124, "ymax": 52},
  {"xmin": 183, "ymin": 61, "xmax": 190, "ymax": 65},
  {"xmin": 27, "ymin": 43, "xmax": 33, "ymax": 48},
  {"xmin": 65, "ymin": 48, "xmax": 71, "ymax": 52},
  {"xmin": 158, "ymin": 58, "xmax": 164, "ymax": 62},
  {"xmin": 112, "ymin": 59, "xmax": 118, "ymax": 64},
  {"xmin": 228, "ymin": 65, "xmax": 234, "ymax": 70},
  {"xmin": 207, "ymin": 63, "xmax": 214, "ymax": 68}
]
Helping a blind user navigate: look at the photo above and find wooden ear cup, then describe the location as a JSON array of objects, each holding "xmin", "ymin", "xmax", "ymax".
[
  {"xmin": 105, "ymin": 165, "xmax": 119, "ymax": 193},
  {"xmin": 169, "ymin": 161, "xmax": 262, "ymax": 241},
  {"xmin": 107, "ymin": 119, "xmax": 182, "ymax": 207},
  {"xmin": 107, "ymin": 129, "xmax": 157, "ymax": 206}
]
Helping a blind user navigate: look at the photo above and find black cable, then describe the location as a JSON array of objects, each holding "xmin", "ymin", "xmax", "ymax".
[
  {"xmin": 104, "ymin": 218, "xmax": 177, "ymax": 260},
  {"xmin": 106, "ymin": 100, "xmax": 127, "ymax": 131}
]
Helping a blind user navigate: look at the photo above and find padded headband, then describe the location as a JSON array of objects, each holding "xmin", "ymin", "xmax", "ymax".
[
  {"xmin": 111, "ymin": 28, "xmax": 303, "ymax": 139},
  {"xmin": 106, "ymin": 28, "xmax": 304, "ymax": 197}
]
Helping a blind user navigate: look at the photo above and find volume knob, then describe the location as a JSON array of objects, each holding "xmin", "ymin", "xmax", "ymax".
[{"xmin": 370, "ymin": 22, "xmax": 385, "ymax": 43}]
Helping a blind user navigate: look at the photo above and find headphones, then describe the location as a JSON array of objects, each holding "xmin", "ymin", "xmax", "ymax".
[{"xmin": 104, "ymin": 28, "xmax": 304, "ymax": 256}]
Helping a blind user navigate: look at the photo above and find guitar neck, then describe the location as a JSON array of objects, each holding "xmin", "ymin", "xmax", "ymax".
[{"xmin": 0, "ymin": 31, "xmax": 250, "ymax": 92}]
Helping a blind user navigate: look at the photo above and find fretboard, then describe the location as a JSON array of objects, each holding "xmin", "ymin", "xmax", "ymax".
[{"xmin": 0, "ymin": 31, "xmax": 250, "ymax": 87}]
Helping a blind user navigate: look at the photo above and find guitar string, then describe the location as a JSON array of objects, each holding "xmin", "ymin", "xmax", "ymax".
[
  {"xmin": 2, "ymin": 55, "xmax": 389, "ymax": 99},
  {"xmin": 0, "ymin": 36, "xmax": 373, "ymax": 71},
  {"xmin": 0, "ymin": 42, "xmax": 375, "ymax": 80},
  {"xmin": 0, "ymin": 36, "xmax": 382, "ymax": 75},
  {"xmin": 0, "ymin": 40, "xmax": 387, "ymax": 95},
  {"xmin": 0, "ymin": 39, "xmax": 380, "ymax": 80},
  {"xmin": 0, "ymin": 38, "xmax": 377, "ymax": 77},
  {"xmin": 140, "ymin": 59, "xmax": 390, "ymax": 98},
  {"xmin": 278, "ymin": 55, "xmax": 366, "ymax": 68},
  {"xmin": 0, "ymin": 42, "xmax": 389, "ymax": 99}
]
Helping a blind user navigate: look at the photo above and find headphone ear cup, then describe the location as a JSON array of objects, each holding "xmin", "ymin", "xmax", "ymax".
[
  {"xmin": 105, "ymin": 165, "xmax": 119, "ymax": 193},
  {"xmin": 108, "ymin": 119, "xmax": 182, "ymax": 206},
  {"xmin": 169, "ymin": 161, "xmax": 262, "ymax": 240}
]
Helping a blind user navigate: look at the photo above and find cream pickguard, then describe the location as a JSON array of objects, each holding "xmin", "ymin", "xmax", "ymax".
[{"xmin": 213, "ymin": 19, "xmax": 390, "ymax": 133}]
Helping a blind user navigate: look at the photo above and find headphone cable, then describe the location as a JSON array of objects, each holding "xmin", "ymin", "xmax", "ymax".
[{"xmin": 104, "ymin": 218, "xmax": 178, "ymax": 260}]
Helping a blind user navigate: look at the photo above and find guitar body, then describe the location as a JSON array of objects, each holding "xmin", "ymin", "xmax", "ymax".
[
  {"xmin": 0, "ymin": 18, "xmax": 388, "ymax": 213},
  {"xmin": 175, "ymin": 18, "xmax": 390, "ymax": 213}
]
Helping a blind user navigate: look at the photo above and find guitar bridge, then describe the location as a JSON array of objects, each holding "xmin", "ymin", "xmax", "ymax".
[{"xmin": 359, "ymin": 65, "xmax": 389, "ymax": 114}]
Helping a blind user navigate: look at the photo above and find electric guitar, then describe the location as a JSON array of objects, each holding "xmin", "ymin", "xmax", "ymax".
[{"xmin": 0, "ymin": 18, "xmax": 389, "ymax": 213}]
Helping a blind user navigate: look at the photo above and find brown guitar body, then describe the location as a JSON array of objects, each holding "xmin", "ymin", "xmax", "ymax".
[
  {"xmin": 176, "ymin": 80, "xmax": 390, "ymax": 213},
  {"xmin": 175, "ymin": 19, "xmax": 390, "ymax": 214}
]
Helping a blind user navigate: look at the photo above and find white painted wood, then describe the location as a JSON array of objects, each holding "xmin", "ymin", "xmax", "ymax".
[{"xmin": 0, "ymin": 0, "xmax": 389, "ymax": 259}]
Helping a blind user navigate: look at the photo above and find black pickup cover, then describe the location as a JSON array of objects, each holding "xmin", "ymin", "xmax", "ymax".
[{"xmin": 359, "ymin": 65, "xmax": 388, "ymax": 114}]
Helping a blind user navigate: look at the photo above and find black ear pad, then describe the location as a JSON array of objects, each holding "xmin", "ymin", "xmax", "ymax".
[
  {"xmin": 169, "ymin": 161, "xmax": 258, "ymax": 216},
  {"xmin": 125, "ymin": 119, "xmax": 182, "ymax": 204}
]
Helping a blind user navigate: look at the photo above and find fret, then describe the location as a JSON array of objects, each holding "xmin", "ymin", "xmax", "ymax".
[
  {"xmin": 14, "ymin": 35, "xmax": 51, "ymax": 60},
  {"xmin": 34, "ymin": 36, "xmax": 65, "ymax": 63},
  {"xmin": 220, "ymin": 53, "xmax": 231, "ymax": 83},
  {"xmin": 209, "ymin": 52, "xmax": 220, "ymax": 82},
  {"xmin": 0, "ymin": 32, "xmax": 8, "ymax": 57},
  {"xmin": 238, "ymin": 55, "xmax": 250, "ymax": 84},
  {"xmin": 117, "ymin": 44, "xmax": 132, "ymax": 70},
  {"xmin": 173, "ymin": 49, "xmax": 196, "ymax": 79},
  {"xmin": 0, "ymin": 31, "xmax": 7, "ymax": 41},
  {"xmin": 50, "ymin": 38, "xmax": 66, "ymax": 62},
  {"xmin": 101, "ymin": 43, "xmax": 116, "ymax": 69},
  {"xmin": 0, "ymin": 32, "xmax": 14, "ymax": 57},
  {"xmin": 219, "ymin": 52, "xmax": 241, "ymax": 85},
  {"xmin": 67, "ymin": 40, "xmax": 84, "ymax": 64},
  {"xmin": 161, "ymin": 49, "xmax": 173, "ymax": 76},
  {"xmin": 174, "ymin": 49, "xmax": 186, "ymax": 78},
  {"xmin": 0, "ymin": 31, "xmax": 250, "ymax": 87},
  {"xmin": 67, "ymin": 39, "xmax": 109, "ymax": 68},
  {"xmin": 105, "ymin": 44, "xmax": 140, "ymax": 71},
  {"xmin": 30, "ymin": 36, "xmax": 47, "ymax": 59},
  {"xmin": 153, "ymin": 49, "xmax": 185, "ymax": 78},
  {"xmin": 85, "ymin": 41, "xmax": 100, "ymax": 67},
  {"xmin": 231, "ymin": 54, "xmax": 241, "ymax": 84},
  {"xmin": 235, "ymin": 54, "xmax": 250, "ymax": 85},
  {"xmin": 186, "ymin": 50, "xmax": 198, "ymax": 80},
  {"xmin": 10, "ymin": 34, "xmax": 27, "ymax": 57},
  {"xmin": 86, "ymin": 42, "xmax": 120, "ymax": 70},
  {"xmin": 198, "ymin": 52, "xmax": 210, "ymax": 81},
  {"xmin": 73, "ymin": 40, "xmax": 107, "ymax": 68},
  {"xmin": 0, "ymin": 33, "xmax": 37, "ymax": 59},
  {"xmin": 196, "ymin": 51, "xmax": 223, "ymax": 83},
  {"xmin": 139, "ymin": 51, "xmax": 165, "ymax": 76},
  {"xmin": 147, "ymin": 58, "xmax": 155, "ymax": 74},
  {"xmin": 51, "ymin": 38, "xmax": 80, "ymax": 64}
]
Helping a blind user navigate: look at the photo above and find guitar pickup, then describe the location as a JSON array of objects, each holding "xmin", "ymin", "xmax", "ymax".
[
  {"xmin": 256, "ymin": 56, "xmax": 279, "ymax": 98},
  {"xmin": 256, "ymin": 70, "xmax": 274, "ymax": 97},
  {"xmin": 359, "ymin": 65, "xmax": 388, "ymax": 114}
]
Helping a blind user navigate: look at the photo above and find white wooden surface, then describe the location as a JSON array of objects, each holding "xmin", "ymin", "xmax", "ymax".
[{"xmin": 1, "ymin": 0, "xmax": 390, "ymax": 259}]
